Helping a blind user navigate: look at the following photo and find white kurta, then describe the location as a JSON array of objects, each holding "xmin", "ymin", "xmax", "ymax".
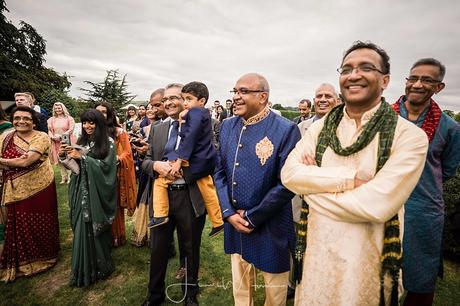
[{"xmin": 281, "ymin": 103, "xmax": 428, "ymax": 306}]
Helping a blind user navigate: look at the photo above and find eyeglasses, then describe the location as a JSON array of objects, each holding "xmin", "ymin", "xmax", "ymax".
[
  {"xmin": 161, "ymin": 95, "xmax": 182, "ymax": 103},
  {"xmin": 405, "ymin": 76, "xmax": 441, "ymax": 85},
  {"xmin": 230, "ymin": 88, "xmax": 266, "ymax": 95},
  {"xmin": 337, "ymin": 64, "xmax": 385, "ymax": 76},
  {"xmin": 13, "ymin": 116, "xmax": 33, "ymax": 122}
]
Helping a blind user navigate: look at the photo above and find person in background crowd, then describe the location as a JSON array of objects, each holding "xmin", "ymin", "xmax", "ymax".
[
  {"xmin": 47, "ymin": 102, "xmax": 75, "ymax": 184},
  {"xmin": 292, "ymin": 99, "xmax": 312, "ymax": 124},
  {"xmin": 393, "ymin": 58, "xmax": 460, "ymax": 306},
  {"xmin": 268, "ymin": 101, "xmax": 282, "ymax": 116},
  {"xmin": 95, "ymin": 101, "xmax": 137, "ymax": 247},
  {"xmin": 212, "ymin": 100, "xmax": 220, "ymax": 119},
  {"xmin": 215, "ymin": 105, "xmax": 228, "ymax": 122},
  {"xmin": 141, "ymin": 105, "xmax": 156, "ymax": 139},
  {"xmin": 0, "ymin": 105, "xmax": 13, "ymax": 260},
  {"xmin": 62, "ymin": 109, "xmax": 117, "ymax": 287},
  {"xmin": 281, "ymin": 41, "xmax": 428, "ymax": 306},
  {"xmin": 14, "ymin": 92, "xmax": 48, "ymax": 133},
  {"xmin": 124, "ymin": 105, "xmax": 137, "ymax": 133},
  {"xmin": 215, "ymin": 73, "xmax": 300, "ymax": 305},
  {"xmin": 142, "ymin": 83, "xmax": 206, "ymax": 306},
  {"xmin": 32, "ymin": 96, "xmax": 49, "ymax": 118},
  {"xmin": 0, "ymin": 106, "xmax": 60, "ymax": 282},
  {"xmin": 225, "ymin": 99, "xmax": 232, "ymax": 112},
  {"xmin": 298, "ymin": 84, "xmax": 339, "ymax": 136}
]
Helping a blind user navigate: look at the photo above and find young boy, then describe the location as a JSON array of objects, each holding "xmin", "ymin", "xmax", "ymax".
[{"xmin": 149, "ymin": 81, "xmax": 224, "ymax": 237}]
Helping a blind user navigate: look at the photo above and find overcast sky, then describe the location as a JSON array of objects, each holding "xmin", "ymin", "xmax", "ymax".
[{"xmin": 6, "ymin": 0, "xmax": 460, "ymax": 110}]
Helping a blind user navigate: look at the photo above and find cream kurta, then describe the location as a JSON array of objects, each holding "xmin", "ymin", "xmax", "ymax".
[{"xmin": 281, "ymin": 103, "xmax": 428, "ymax": 306}]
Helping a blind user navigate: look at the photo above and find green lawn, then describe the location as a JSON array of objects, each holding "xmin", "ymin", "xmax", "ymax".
[{"xmin": 0, "ymin": 168, "xmax": 459, "ymax": 305}]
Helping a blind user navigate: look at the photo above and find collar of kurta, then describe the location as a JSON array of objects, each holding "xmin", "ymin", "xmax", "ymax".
[{"xmin": 242, "ymin": 107, "xmax": 270, "ymax": 126}]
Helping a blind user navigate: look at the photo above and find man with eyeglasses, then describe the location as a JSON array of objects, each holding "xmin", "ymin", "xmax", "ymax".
[
  {"xmin": 392, "ymin": 58, "xmax": 460, "ymax": 306},
  {"xmin": 142, "ymin": 83, "xmax": 206, "ymax": 306},
  {"xmin": 214, "ymin": 73, "xmax": 300, "ymax": 305},
  {"xmin": 282, "ymin": 41, "xmax": 428, "ymax": 306},
  {"xmin": 14, "ymin": 92, "xmax": 48, "ymax": 133}
]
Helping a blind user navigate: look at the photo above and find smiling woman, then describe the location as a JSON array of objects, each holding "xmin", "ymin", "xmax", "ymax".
[{"xmin": 0, "ymin": 106, "xmax": 60, "ymax": 283}]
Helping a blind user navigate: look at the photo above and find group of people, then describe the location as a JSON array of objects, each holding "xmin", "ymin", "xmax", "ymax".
[{"xmin": 0, "ymin": 40, "xmax": 459, "ymax": 306}]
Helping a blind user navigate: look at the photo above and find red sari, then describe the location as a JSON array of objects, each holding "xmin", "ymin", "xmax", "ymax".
[{"xmin": 0, "ymin": 131, "xmax": 60, "ymax": 282}]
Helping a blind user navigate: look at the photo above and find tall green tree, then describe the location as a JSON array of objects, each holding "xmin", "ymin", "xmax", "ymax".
[
  {"xmin": 0, "ymin": 0, "xmax": 71, "ymax": 112},
  {"xmin": 80, "ymin": 69, "xmax": 136, "ymax": 111}
]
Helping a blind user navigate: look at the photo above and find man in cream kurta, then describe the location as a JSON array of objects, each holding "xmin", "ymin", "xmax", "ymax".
[{"xmin": 281, "ymin": 41, "xmax": 429, "ymax": 306}]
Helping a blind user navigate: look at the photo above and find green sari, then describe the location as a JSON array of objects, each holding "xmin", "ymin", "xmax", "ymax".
[{"xmin": 69, "ymin": 140, "xmax": 117, "ymax": 287}]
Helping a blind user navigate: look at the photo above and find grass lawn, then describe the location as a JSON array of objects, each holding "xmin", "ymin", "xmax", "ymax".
[{"xmin": 0, "ymin": 168, "xmax": 459, "ymax": 305}]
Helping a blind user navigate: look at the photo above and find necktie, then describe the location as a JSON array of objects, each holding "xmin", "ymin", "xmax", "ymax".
[{"xmin": 163, "ymin": 120, "xmax": 179, "ymax": 160}]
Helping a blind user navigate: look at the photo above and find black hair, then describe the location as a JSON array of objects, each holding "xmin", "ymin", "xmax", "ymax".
[
  {"xmin": 411, "ymin": 58, "xmax": 446, "ymax": 81},
  {"xmin": 94, "ymin": 101, "xmax": 120, "ymax": 139},
  {"xmin": 342, "ymin": 40, "xmax": 390, "ymax": 74},
  {"xmin": 10, "ymin": 106, "xmax": 40, "ymax": 129},
  {"xmin": 182, "ymin": 81, "xmax": 209, "ymax": 104},
  {"xmin": 78, "ymin": 109, "xmax": 110, "ymax": 159}
]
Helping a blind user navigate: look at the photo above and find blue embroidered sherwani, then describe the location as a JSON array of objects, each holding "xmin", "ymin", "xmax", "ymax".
[
  {"xmin": 214, "ymin": 110, "xmax": 301, "ymax": 273},
  {"xmin": 398, "ymin": 98, "xmax": 460, "ymax": 292}
]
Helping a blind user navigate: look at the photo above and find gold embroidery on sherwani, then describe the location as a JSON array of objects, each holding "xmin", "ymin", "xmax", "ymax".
[
  {"xmin": 242, "ymin": 107, "xmax": 270, "ymax": 126},
  {"xmin": 255, "ymin": 136, "xmax": 274, "ymax": 166}
]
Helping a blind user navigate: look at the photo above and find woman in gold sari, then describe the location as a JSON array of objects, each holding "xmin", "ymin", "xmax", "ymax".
[{"xmin": 0, "ymin": 106, "xmax": 60, "ymax": 282}]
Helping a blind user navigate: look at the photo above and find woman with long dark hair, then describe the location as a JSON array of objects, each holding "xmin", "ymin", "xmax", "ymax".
[
  {"xmin": 95, "ymin": 101, "xmax": 136, "ymax": 247},
  {"xmin": 62, "ymin": 109, "xmax": 117, "ymax": 287}
]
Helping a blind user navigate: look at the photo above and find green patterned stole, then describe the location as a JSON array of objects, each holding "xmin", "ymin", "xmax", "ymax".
[{"xmin": 294, "ymin": 99, "xmax": 400, "ymax": 306}]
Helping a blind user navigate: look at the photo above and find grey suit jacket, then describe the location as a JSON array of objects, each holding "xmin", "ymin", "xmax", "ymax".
[{"xmin": 141, "ymin": 120, "xmax": 206, "ymax": 217}]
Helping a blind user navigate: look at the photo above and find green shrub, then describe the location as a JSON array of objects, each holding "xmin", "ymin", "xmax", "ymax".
[
  {"xmin": 280, "ymin": 110, "xmax": 299, "ymax": 121},
  {"xmin": 444, "ymin": 169, "xmax": 460, "ymax": 261}
]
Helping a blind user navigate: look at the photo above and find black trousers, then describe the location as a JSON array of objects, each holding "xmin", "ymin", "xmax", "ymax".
[{"xmin": 146, "ymin": 188, "xmax": 205, "ymax": 304}]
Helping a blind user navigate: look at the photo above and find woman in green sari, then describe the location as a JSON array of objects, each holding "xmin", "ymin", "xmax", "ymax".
[{"xmin": 60, "ymin": 109, "xmax": 117, "ymax": 287}]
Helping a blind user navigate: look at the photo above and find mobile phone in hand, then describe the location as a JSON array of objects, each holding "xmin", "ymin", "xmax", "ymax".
[{"xmin": 61, "ymin": 134, "xmax": 71, "ymax": 145}]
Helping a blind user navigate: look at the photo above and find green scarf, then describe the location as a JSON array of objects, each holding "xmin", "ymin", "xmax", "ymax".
[{"xmin": 294, "ymin": 99, "xmax": 400, "ymax": 306}]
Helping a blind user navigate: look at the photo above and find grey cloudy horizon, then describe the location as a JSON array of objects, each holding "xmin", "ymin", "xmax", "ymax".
[{"xmin": 7, "ymin": 0, "xmax": 460, "ymax": 110}]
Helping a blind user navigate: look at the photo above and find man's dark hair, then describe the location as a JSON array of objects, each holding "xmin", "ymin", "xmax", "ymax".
[
  {"xmin": 182, "ymin": 81, "xmax": 209, "ymax": 104},
  {"xmin": 78, "ymin": 109, "xmax": 110, "ymax": 159},
  {"xmin": 342, "ymin": 40, "xmax": 390, "ymax": 74},
  {"xmin": 94, "ymin": 101, "xmax": 121, "ymax": 139},
  {"xmin": 411, "ymin": 58, "xmax": 446, "ymax": 81},
  {"xmin": 10, "ymin": 106, "xmax": 40, "ymax": 129},
  {"xmin": 299, "ymin": 99, "xmax": 311, "ymax": 108}
]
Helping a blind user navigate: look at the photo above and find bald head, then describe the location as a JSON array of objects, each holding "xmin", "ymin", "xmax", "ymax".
[
  {"xmin": 238, "ymin": 73, "xmax": 270, "ymax": 96},
  {"xmin": 314, "ymin": 83, "xmax": 339, "ymax": 118}
]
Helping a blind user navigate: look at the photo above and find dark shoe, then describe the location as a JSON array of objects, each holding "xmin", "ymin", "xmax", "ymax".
[
  {"xmin": 148, "ymin": 217, "xmax": 169, "ymax": 228},
  {"xmin": 184, "ymin": 296, "xmax": 199, "ymax": 306},
  {"xmin": 175, "ymin": 267, "xmax": 186, "ymax": 279},
  {"xmin": 287, "ymin": 286, "xmax": 295, "ymax": 300},
  {"xmin": 208, "ymin": 224, "xmax": 224, "ymax": 237}
]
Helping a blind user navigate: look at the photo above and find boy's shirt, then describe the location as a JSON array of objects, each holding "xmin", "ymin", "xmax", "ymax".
[{"xmin": 169, "ymin": 107, "xmax": 217, "ymax": 180}]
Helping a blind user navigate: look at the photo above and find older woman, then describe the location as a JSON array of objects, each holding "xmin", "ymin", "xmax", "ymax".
[
  {"xmin": 0, "ymin": 106, "xmax": 60, "ymax": 282},
  {"xmin": 48, "ymin": 102, "xmax": 75, "ymax": 184},
  {"xmin": 96, "ymin": 102, "xmax": 137, "ymax": 247}
]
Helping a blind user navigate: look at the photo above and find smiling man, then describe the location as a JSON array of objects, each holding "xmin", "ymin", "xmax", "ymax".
[
  {"xmin": 214, "ymin": 73, "xmax": 300, "ymax": 306},
  {"xmin": 393, "ymin": 58, "xmax": 460, "ymax": 306},
  {"xmin": 298, "ymin": 84, "xmax": 338, "ymax": 136},
  {"xmin": 281, "ymin": 41, "xmax": 429, "ymax": 306}
]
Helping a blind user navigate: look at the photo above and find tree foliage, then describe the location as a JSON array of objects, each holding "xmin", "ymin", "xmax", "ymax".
[
  {"xmin": 80, "ymin": 69, "xmax": 136, "ymax": 111},
  {"xmin": 0, "ymin": 0, "xmax": 71, "ymax": 113}
]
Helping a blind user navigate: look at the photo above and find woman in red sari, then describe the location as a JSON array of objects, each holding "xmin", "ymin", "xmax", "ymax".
[
  {"xmin": 0, "ymin": 106, "xmax": 60, "ymax": 282},
  {"xmin": 96, "ymin": 102, "xmax": 137, "ymax": 247}
]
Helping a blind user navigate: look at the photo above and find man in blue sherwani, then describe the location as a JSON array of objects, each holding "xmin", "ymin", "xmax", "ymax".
[
  {"xmin": 393, "ymin": 58, "xmax": 460, "ymax": 306},
  {"xmin": 214, "ymin": 73, "xmax": 301, "ymax": 305}
]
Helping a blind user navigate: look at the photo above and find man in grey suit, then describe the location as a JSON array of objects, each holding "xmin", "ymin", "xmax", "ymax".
[{"xmin": 141, "ymin": 83, "xmax": 206, "ymax": 306}]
